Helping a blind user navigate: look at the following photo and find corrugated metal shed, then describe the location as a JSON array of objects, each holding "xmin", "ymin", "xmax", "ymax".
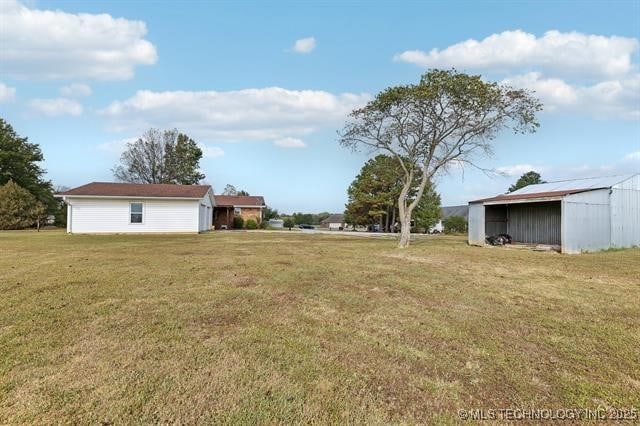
[{"xmin": 468, "ymin": 174, "xmax": 640, "ymax": 253}]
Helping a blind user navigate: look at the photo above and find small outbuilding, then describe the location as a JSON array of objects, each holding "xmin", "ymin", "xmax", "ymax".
[
  {"xmin": 468, "ymin": 174, "xmax": 640, "ymax": 253},
  {"xmin": 321, "ymin": 214, "xmax": 346, "ymax": 230},
  {"xmin": 57, "ymin": 182, "xmax": 214, "ymax": 234}
]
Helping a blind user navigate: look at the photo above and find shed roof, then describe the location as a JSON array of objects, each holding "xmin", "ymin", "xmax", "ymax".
[
  {"xmin": 470, "ymin": 174, "xmax": 637, "ymax": 204},
  {"xmin": 214, "ymin": 195, "xmax": 265, "ymax": 207},
  {"xmin": 57, "ymin": 182, "xmax": 212, "ymax": 199},
  {"xmin": 321, "ymin": 213, "xmax": 345, "ymax": 224}
]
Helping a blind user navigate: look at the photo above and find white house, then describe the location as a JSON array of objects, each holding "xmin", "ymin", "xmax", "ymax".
[{"xmin": 56, "ymin": 182, "xmax": 215, "ymax": 234}]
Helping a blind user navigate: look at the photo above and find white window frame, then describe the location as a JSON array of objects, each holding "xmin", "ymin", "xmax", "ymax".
[
  {"xmin": 130, "ymin": 201, "xmax": 144, "ymax": 224},
  {"xmin": 234, "ymin": 207, "xmax": 242, "ymax": 215}
]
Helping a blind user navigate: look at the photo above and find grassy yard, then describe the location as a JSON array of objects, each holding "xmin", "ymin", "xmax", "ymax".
[{"xmin": 1, "ymin": 231, "xmax": 638, "ymax": 423}]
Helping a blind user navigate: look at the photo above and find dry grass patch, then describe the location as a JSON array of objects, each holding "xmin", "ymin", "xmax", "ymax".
[{"xmin": 1, "ymin": 231, "xmax": 638, "ymax": 423}]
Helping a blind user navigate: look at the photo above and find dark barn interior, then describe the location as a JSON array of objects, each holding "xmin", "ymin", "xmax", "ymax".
[{"xmin": 484, "ymin": 201, "xmax": 561, "ymax": 245}]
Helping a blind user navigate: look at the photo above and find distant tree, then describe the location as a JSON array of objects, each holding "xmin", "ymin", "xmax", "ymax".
[
  {"xmin": 0, "ymin": 181, "xmax": 46, "ymax": 230},
  {"xmin": 113, "ymin": 128, "xmax": 205, "ymax": 184},
  {"xmin": 222, "ymin": 184, "xmax": 237, "ymax": 195},
  {"xmin": 222, "ymin": 184, "xmax": 249, "ymax": 196},
  {"xmin": 292, "ymin": 212, "xmax": 313, "ymax": 225},
  {"xmin": 340, "ymin": 69, "xmax": 541, "ymax": 247},
  {"xmin": 53, "ymin": 185, "xmax": 70, "ymax": 227},
  {"xmin": 164, "ymin": 133, "xmax": 206, "ymax": 184},
  {"xmin": 316, "ymin": 212, "xmax": 331, "ymax": 223},
  {"xmin": 0, "ymin": 118, "xmax": 55, "ymax": 212},
  {"xmin": 345, "ymin": 154, "xmax": 441, "ymax": 232},
  {"xmin": 263, "ymin": 206, "xmax": 279, "ymax": 221},
  {"xmin": 508, "ymin": 171, "xmax": 546, "ymax": 192},
  {"xmin": 282, "ymin": 217, "xmax": 295, "ymax": 229},
  {"xmin": 345, "ymin": 155, "xmax": 405, "ymax": 231},
  {"xmin": 442, "ymin": 215, "xmax": 467, "ymax": 234},
  {"xmin": 413, "ymin": 186, "xmax": 441, "ymax": 231}
]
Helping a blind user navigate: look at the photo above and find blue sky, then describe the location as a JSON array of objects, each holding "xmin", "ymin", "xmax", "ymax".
[{"xmin": 1, "ymin": 0, "xmax": 639, "ymax": 213}]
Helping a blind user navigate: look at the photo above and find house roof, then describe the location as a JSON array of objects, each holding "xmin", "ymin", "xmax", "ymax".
[
  {"xmin": 214, "ymin": 195, "xmax": 265, "ymax": 207},
  {"xmin": 441, "ymin": 205, "xmax": 469, "ymax": 219},
  {"xmin": 57, "ymin": 182, "xmax": 212, "ymax": 199},
  {"xmin": 321, "ymin": 213, "xmax": 345, "ymax": 224},
  {"xmin": 470, "ymin": 174, "xmax": 637, "ymax": 204}
]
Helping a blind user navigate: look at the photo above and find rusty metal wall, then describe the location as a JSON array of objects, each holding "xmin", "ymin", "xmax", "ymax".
[{"xmin": 507, "ymin": 201, "xmax": 561, "ymax": 245}]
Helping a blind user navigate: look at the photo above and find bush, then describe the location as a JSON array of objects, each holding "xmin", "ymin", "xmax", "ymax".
[
  {"xmin": 443, "ymin": 215, "xmax": 467, "ymax": 234},
  {"xmin": 0, "ymin": 181, "xmax": 46, "ymax": 230},
  {"xmin": 246, "ymin": 219, "xmax": 258, "ymax": 230},
  {"xmin": 232, "ymin": 216, "xmax": 244, "ymax": 229},
  {"xmin": 283, "ymin": 218, "xmax": 295, "ymax": 229}
]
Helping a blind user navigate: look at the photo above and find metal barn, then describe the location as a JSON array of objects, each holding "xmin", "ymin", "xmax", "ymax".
[{"xmin": 468, "ymin": 174, "xmax": 640, "ymax": 253}]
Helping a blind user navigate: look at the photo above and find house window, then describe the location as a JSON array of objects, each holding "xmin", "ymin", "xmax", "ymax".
[
  {"xmin": 234, "ymin": 207, "xmax": 242, "ymax": 215},
  {"xmin": 130, "ymin": 202, "xmax": 143, "ymax": 223}
]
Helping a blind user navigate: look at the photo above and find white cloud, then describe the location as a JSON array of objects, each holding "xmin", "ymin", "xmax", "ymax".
[
  {"xmin": 98, "ymin": 137, "xmax": 224, "ymax": 159},
  {"xmin": 29, "ymin": 98, "xmax": 83, "ymax": 116},
  {"xmin": 291, "ymin": 37, "xmax": 316, "ymax": 54},
  {"xmin": 199, "ymin": 144, "xmax": 224, "ymax": 158},
  {"xmin": 394, "ymin": 30, "xmax": 638, "ymax": 79},
  {"xmin": 502, "ymin": 72, "xmax": 640, "ymax": 119},
  {"xmin": 0, "ymin": 82, "xmax": 16, "ymax": 102},
  {"xmin": 394, "ymin": 30, "xmax": 640, "ymax": 120},
  {"xmin": 495, "ymin": 164, "xmax": 545, "ymax": 177},
  {"xmin": 97, "ymin": 137, "xmax": 136, "ymax": 154},
  {"xmin": 101, "ymin": 87, "xmax": 369, "ymax": 142},
  {"xmin": 60, "ymin": 83, "xmax": 92, "ymax": 97},
  {"xmin": 0, "ymin": 0, "xmax": 157, "ymax": 80},
  {"xmin": 623, "ymin": 151, "xmax": 640, "ymax": 162},
  {"xmin": 273, "ymin": 137, "xmax": 306, "ymax": 148}
]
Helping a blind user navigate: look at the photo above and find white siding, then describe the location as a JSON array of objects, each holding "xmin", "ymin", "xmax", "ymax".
[
  {"xmin": 467, "ymin": 203, "xmax": 485, "ymax": 246},
  {"xmin": 611, "ymin": 174, "xmax": 640, "ymax": 248},
  {"xmin": 68, "ymin": 198, "xmax": 200, "ymax": 233},
  {"xmin": 562, "ymin": 189, "xmax": 611, "ymax": 253}
]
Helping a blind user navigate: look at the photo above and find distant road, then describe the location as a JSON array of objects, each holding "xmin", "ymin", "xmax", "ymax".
[{"xmin": 258, "ymin": 229, "xmax": 435, "ymax": 239}]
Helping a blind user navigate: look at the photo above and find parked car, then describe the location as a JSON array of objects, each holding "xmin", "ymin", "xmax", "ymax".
[{"xmin": 298, "ymin": 224, "xmax": 315, "ymax": 229}]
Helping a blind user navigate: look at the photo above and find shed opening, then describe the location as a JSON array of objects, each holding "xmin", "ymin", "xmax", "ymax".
[{"xmin": 484, "ymin": 201, "xmax": 561, "ymax": 245}]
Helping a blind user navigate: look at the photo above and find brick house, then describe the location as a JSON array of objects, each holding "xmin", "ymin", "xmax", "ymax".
[{"xmin": 213, "ymin": 195, "xmax": 265, "ymax": 229}]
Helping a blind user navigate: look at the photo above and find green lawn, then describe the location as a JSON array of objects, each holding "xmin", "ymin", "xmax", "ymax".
[{"xmin": 1, "ymin": 230, "xmax": 638, "ymax": 423}]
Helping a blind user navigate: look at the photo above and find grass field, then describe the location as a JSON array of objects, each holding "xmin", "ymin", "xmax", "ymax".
[{"xmin": 1, "ymin": 230, "xmax": 638, "ymax": 423}]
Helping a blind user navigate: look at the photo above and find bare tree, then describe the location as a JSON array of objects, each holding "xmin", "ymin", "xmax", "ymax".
[
  {"xmin": 339, "ymin": 69, "xmax": 542, "ymax": 248},
  {"xmin": 113, "ymin": 129, "xmax": 205, "ymax": 184}
]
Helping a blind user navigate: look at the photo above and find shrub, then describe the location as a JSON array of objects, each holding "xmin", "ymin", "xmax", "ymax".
[
  {"xmin": 246, "ymin": 219, "xmax": 258, "ymax": 230},
  {"xmin": 0, "ymin": 181, "xmax": 46, "ymax": 230},
  {"xmin": 443, "ymin": 215, "xmax": 467, "ymax": 234},
  {"xmin": 233, "ymin": 216, "xmax": 244, "ymax": 229},
  {"xmin": 283, "ymin": 218, "xmax": 295, "ymax": 229}
]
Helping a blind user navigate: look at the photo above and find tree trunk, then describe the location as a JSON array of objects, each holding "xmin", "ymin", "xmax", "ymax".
[
  {"xmin": 385, "ymin": 208, "xmax": 390, "ymax": 233},
  {"xmin": 391, "ymin": 207, "xmax": 396, "ymax": 233},
  {"xmin": 398, "ymin": 213, "xmax": 411, "ymax": 248}
]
